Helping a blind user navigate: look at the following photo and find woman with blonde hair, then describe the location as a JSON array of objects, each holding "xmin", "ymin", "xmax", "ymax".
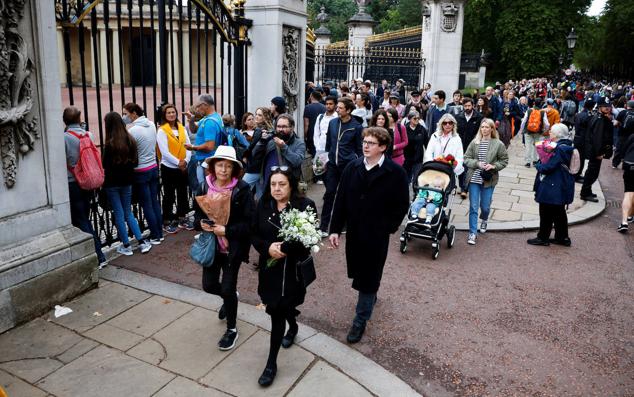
[
  {"xmin": 463, "ymin": 118, "xmax": 509, "ymax": 245},
  {"xmin": 423, "ymin": 113, "xmax": 464, "ymax": 175}
]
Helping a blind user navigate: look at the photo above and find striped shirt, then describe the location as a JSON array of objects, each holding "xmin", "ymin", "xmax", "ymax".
[{"xmin": 470, "ymin": 140, "xmax": 490, "ymax": 184}]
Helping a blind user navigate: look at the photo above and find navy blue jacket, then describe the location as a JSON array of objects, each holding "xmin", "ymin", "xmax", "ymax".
[
  {"xmin": 534, "ymin": 139, "xmax": 575, "ymax": 205},
  {"xmin": 325, "ymin": 116, "xmax": 363, "ymax": 170}
]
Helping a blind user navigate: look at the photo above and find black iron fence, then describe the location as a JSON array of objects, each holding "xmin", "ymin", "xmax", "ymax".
[
  {"xmin": 55, "ymin": 0, "xmax": 250, "ymax": 246},
  {"xmin": 314, "ymin": 45, "xmax": 424, "ymax": 92}
]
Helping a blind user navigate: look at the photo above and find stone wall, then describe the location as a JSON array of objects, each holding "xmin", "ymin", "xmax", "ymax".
[{"xmin": 0, "ymin": 0, "xmax": 98, "ymax": 333}]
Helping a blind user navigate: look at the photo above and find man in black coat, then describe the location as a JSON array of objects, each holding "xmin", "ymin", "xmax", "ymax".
[
  {"xmin": 456, "ymin": 97, "xmax": 483, "ymax": 196},
  {"xmin": 573, "ymin": 99, "xmax": 595, "ymax": 183},
  {"xmin": 328, "ymin": 127, "xmax": 409, "ymax": 344},
  {"xmin": 581, "ymin": 97, "xmax": 614, "ymax": 202}
]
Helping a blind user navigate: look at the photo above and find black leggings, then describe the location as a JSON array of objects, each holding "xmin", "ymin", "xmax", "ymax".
[
  {"xmin": 202, "ymin": 254, "xmax": 240, "ymax": 329},
  {"xmin": 266, "ymin": 305, "xmax": 300, "ymax": 369},
  {"xmin": 538, "ymin": 203, "xmax": 569, "ymax": 241}
]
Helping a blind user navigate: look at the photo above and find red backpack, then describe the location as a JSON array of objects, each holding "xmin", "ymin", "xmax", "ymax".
[{"xmin": 67, "ymin": 130, "xmax": 105, "ymax": 190}]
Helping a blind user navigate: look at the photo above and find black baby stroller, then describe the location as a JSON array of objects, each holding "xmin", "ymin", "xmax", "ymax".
[{"xmin": 399, "ymin": 160, "xmax": 457, "ymax": 259}]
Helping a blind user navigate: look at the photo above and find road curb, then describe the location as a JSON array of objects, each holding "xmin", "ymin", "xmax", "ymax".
[{"xmin": 99, "ymin": 266, "xmax": 421, "ymax": 397}]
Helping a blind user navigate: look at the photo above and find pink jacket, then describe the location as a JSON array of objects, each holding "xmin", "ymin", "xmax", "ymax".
[{"xmin": 391, "ymin": 124, "xmax": 408, "ymax": 165}]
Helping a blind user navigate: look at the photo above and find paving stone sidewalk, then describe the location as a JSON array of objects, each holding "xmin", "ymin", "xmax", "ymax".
[
  {"xmin": 449, "ymin": 135, "xmax": 605, "ymax": 230},
  {"xmin": 0, "ymin": 267, "xmax": 420, "ymax": 397}
]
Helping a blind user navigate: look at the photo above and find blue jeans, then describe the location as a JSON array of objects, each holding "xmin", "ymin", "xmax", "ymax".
[
  {"xmin": 68, "ymin": 182, "xmax": 105, "ymax": 263},
  {"xmin": 468, "ymin": 182, "xmax": 494, "ymax": 234},
  {"xmin": 242, "ymin": 172, "xmax": 264, "ymax": 199},
  {"xmin": 353, "ymin": 291, "xmax": 377, "ymax": 328},
  {"xmin": 105, "ymin": 185, "xmax": 143, "ymax": 245},
  {"xmin": 410, "ymin": 199, "xmax": 437, "ymax": 219},
  {"xmin": 133, "ymin": 167, "xmax": 163, "ymax": 240}
]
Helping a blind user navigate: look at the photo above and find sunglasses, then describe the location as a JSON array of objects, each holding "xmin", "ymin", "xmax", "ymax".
[
  {"xmin": 442, "ymin": 121, "xmax": 454, "ymax": 125},
  {"xmin": 270, "ymin": 165, "xmax": 289, "ymax": 172}
]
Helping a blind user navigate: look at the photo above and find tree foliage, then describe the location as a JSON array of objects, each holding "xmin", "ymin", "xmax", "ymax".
[
  {"xmin": 574, "ymin": 0, "xmax": 634, "ymax": 77},
  {"xmin": 306, "ymin": 0, "xmax": 634, "ymax": 79}
]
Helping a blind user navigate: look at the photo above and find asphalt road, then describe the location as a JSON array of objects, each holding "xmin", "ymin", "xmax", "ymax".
[{"xmin": 112, "ymin": 163, "xmax": 633, "ymax": 396}]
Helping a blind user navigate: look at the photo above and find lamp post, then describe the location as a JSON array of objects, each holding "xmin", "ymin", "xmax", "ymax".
[
  {"xmin": 566, "ymin": 28, "xmax": 577, "ymax": 64},
  {"xmin": 558, "ymin": 54, "xmax": 564, "ymax": 68}
]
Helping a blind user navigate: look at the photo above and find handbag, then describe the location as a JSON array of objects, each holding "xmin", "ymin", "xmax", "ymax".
[
  {"xmin": 297, "ymin": 255, "xmax": 316, "ymax": 288},
  {"xmin": 189, "ymin": 232, "xmax": 216, "ymax": 267},
  {"xmin": 480, "ymin": 169, "xmax": 494, "ymax": 181}
]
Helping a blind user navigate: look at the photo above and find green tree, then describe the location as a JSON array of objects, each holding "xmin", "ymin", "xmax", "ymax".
[
  {"xmin": 307, "ymin": 0, "xmax": 357, "ymax": 42},
  {"xmin": 574, "ymin": 0, "xmax": 634, "ymax": 76}
]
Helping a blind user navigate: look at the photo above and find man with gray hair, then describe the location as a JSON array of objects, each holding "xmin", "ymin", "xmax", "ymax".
[{"xmin": 185, "ymin": 94, "xmax": 224, "ymax": 183}]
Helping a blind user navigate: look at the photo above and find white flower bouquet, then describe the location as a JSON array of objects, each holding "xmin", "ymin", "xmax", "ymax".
[{"xmin": 267, "ymin": 207, "xmax": 322, "ymax": 268}]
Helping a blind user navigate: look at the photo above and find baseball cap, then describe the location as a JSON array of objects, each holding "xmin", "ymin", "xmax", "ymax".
[{"xmin": 546, "ymin": 98, "xmax": 554, "ymax": 105}]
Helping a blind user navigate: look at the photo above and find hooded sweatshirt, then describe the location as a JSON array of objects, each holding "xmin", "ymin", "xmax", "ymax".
[{"xmin": 128, "ymin": 116, "xmax": 158, "ymax": 171}]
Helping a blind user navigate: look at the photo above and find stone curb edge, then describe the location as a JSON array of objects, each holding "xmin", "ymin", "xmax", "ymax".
[
  {"xmin": 99, "ymin": 266, "xmax": 421, "ymax": 397},
  {"xmin": 453, "ymin": 181, "xmax": 606, "ymax": 232}
]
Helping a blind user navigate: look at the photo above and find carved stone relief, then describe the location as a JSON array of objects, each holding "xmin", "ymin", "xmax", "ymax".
[
  {"xmin": 282, "ymin": 26, "xmax": 300, "ymax": 113},
  {"xmin": 422, "ymin": 3, "xmax": 431, "ymax": 32},
  {"xmin": 441, "ymin": 2, "xmax": 459, "ymax": 33},
  {"xmin": 0, "ymin": 0, "xmax": 39, "ymax": 188}
]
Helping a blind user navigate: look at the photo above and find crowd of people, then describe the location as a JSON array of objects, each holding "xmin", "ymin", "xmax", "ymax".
[{"xmin": 62, "ymin": 73, "xmax": 633, "ymax": 388}]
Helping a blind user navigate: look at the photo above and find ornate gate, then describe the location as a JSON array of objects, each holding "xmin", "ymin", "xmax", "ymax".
[{"xmin": 55, "ymin": 0, "xmax": 251, "ymax": 246}]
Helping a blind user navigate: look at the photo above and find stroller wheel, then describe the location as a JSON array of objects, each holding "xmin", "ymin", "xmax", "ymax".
[
  {"xmin": 447, "ymin": 225, "xmax": 456, "ymax": 248},
  {"xmin": 400, "ymin": 240, "xmax": 407, "ymax": 253},
  {"xmin": 432, "ymin": 245, "xmax": 440, "ymax": 260}
]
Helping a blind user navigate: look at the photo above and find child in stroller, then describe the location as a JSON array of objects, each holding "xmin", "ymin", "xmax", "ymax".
[{"xmin": 409, "ymin": 176, "xmax": 444, "ymax": 227}]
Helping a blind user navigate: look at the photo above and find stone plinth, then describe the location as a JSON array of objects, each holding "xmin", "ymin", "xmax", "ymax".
[
  {"xmin": 245, "ymin": 0, "xmax": 307, "ymax": 137},
  {"xmin": 0, "ymin": 0, "xmax": 98, "ymax": 333},
  {"xmin": 420, "ymin": 0, "xmax": 466, "ymax": 93}
]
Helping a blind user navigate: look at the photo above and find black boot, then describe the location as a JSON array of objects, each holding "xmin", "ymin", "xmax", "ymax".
[
  {"xmin": 346, "ymin": 323, "xmax": 365, "ymax": 344},
  {"xmin": 258, "ymin": 365, "xmax": 277, "ymax": 387}
]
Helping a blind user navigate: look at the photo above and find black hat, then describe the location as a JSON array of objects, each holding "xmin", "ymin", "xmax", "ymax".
[
  {"xmin": 596, "ymin": 96, "xmax": 611, "ymax": 107},
  {"xmin": 271, "ymin": 96, "xmax": 287, "ymax": 110},
  {"xmin": 411, "ymin": 90, "xmax": 421, "ymax": 96}
]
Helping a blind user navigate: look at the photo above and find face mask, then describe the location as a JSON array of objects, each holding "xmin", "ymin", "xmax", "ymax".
[{"xmin": 122, "ymin": 115, "xmax": 132, "ymax": 125}]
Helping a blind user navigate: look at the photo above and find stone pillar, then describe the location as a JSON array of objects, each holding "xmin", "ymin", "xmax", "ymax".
[
  {"xmin": 420, "ymin": 0, "xmax": 466, "ymax": 94},
  {"xmin": 346, "ymin": 1, "xmax": 377, "ymax": 82},
  {"xmin": 181, "ymin": 30, "xmax": 191, "ymax": 84},
  {"xmin": 99, "ymin": 28, "xmax": 109, "ymax": 84},
  {"xmin": 112, "ymin": 29, "xmax": 122, "ymax": 85},
  {"xmin": 245, "ymin": 0, "xmax": 307, "ymax": 137},
  {"xmin": 155, "ymin": 30, "xmax": 162, "ymax": 85},
  {"xmin": 0, "ymin": 0, "xmax": 98, "ymax": 333},
  {"xmin": 56, "ymin": 28, "xmax": 66, "ymax": 86}
]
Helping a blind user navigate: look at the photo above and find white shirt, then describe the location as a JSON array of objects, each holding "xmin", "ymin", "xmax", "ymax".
[
  {"xmin": 364, "ymin": 154, "xmax": 385, "ymax": 171},
  {"xmin": 313, "ymin": 112, "xmax": 338, "ymax": 152},
  {"xmin": 156, "ymin": 125, "xmax": 192, "ymax": 168}
]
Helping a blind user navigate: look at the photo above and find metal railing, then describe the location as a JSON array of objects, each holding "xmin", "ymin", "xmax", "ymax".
[{"xmin": 55, "ymin": 0, "xmax": 251, "ymax": 246}]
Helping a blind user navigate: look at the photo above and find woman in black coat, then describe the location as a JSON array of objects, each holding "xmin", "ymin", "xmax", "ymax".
[
  {"xmin": 403, "ymin": 110, "xmax": 427, "ymax": 181},
  {"xmin": 193, "ymin": 147, "xmax": 254, "ymax": 351},
  {"xmin": 252, "ymin": 167, "xmax": 317, "ymax": 387}
]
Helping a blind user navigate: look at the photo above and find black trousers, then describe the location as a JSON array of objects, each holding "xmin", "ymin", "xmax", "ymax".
[
  {"xmin": 320, "ymin": 165, "xmax": 343, "ymax": 233},
  {"xmin": 266, "ymin": 304, "xmax": 299, "ymax": 369},
  {"xmin": 538, "ymin": 203, "xmax": 569, "ymax": 241},
  {"xmin": 202, "ymin": 253, "xmax": 240, "ymax": 329},
  {"xmin": 581, "ymin": 157, "xmax": 602, "ymax": 196},
  {"xmin": 161, "ymin": 164, "xmax": 189, "ymax": 222}
]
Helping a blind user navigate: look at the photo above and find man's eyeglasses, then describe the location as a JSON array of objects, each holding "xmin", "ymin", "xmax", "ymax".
[
  {"xmin": 270, "ymin": 166, "xmax": 289, "ymax": 172},
  {"xmin": 362, "ymin": 140, "xmax": 379, "ymax": 146}
]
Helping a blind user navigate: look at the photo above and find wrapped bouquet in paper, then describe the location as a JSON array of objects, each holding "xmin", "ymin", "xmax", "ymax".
[
  {"xmin": 195, "ymin": 176, "xmax": 232, "ymax": 251},
  {"xmin": 535, "ymin": 140, "xmax": 557, "ymax": 164}
]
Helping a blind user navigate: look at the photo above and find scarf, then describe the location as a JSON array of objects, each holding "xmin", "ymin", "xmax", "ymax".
[
  {"xmin": 158, "ymin": 122, "xmax": 187, "ymax": 161},
  {"xmin": 205, "ymin": 176, "xmax": 239, "ymax": 254}
]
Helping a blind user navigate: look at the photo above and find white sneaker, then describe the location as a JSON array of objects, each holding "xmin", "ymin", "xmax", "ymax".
[
  {"xmin": 320, "ymin": 231, "xmax": 329, "ymax": 238},
  {"xmin": 479, "ymin": 221, "xmax": 488, "ymax": 234},
  {"xmin": 116, "ymin": 245, "xmax": 133, "ymax": 256},
  {"xmin": 316, "ymin": 180, "xmax": 324, "ymax": 184},
  {"xmin": 139, "ymin": 242, "xmax": 152, "ymax": 254},
  {"xmin": 149, "ymin": 238, "xmax": 162, "ymax": 245},
  {"xmin": 98, "ymin": 260, "xmax": 109, "ymax": 269},
  {"xmin": 467, "ymin": 233, "xmax": 477, "ymax": 245}
]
